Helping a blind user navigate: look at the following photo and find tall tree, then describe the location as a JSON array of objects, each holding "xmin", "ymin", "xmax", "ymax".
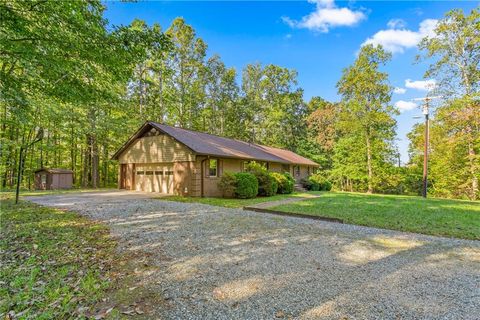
[
  {"xmin": 0, "ymin": 1, "xmax": 168, "ymax": 189},
  {"xmin": 239, "ymin": 63, "xmax": 307, "ymax": 150},
  {"xmin": 165, "ymin": 18, "xmax": 207, "ymax": 129},
  {"xmin": 417, "ymin": 7, "xmax": 479, "ymax": 200},
  {"xmin": 204, "ymin": 55, "xmax": 239, "ymax": 136},
  {"xmin": 336, "ymin": 44, "xmax": 398, "ymax": 193}
]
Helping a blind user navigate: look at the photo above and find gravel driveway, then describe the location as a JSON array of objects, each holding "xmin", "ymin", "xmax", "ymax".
[{"xmin": 26, "ymin": 191, "xmax": 480, "ymax": 319}]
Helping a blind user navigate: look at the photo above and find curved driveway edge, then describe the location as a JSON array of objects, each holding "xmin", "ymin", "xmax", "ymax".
[{"xmin": 26, "ymin": 191, "xmax": 480, "ymax": 320}]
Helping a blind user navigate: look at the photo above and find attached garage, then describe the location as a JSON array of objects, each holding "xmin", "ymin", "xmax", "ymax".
[{"xmin": 112, "ymin": 121, "xmax": 319, "ymax": 197}]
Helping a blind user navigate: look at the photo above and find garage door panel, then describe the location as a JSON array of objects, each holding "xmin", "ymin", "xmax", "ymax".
[{"xmin": 135, "ymin": 164, "xmax": 174, "ymax": 194}]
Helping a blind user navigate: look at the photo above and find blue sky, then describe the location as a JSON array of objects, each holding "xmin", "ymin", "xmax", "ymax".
[{"xmin": 104, "ymin": 1, "xmax": 478, "ymax": 163}]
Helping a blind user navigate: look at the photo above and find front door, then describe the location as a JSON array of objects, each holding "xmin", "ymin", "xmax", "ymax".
[{"xmin": 120, "ymin": 164, "xmax": 127, "ymax": 189}]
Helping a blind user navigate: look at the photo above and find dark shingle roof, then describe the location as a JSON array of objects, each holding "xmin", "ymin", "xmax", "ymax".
[
  {"xmin": 112, "ymin": 121, "xmax": 319, "ymax": 166},
  {"xmin": 34, "ymin": 168, "xmax": 73, "ymax": 174}
]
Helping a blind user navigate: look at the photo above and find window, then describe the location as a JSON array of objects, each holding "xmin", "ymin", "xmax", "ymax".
[
  {"xmin": 208, "ymin": 159, "xmax": 218, "ymax": 177},
  {"xmin": 242, "ymin": 161, "xmax": 250, "ymax": 172},
  {"xmin": 154, "ymin": 171, "xmax": 163, "ymax": 175},
  {"xmin": 145, "ymin": 171, "xmax": 154, "ymax": 175},
  {"xmin": 136, "ymin": 170, "xmax": 144, "ymax": 175},
  {"xmin": 165, "ymin": 171, "xmax": 174, "ymax": 176},
  {"xmin": 282, "ymin": 164, "xmax": 290, "ymax": 173},
  {"xmin": 295, "ymin": 166, "xmax": 300, "ymax": 177},
  {"xmin": 307, "ymin": 166, "xmax": 310, "ymax": 175}
]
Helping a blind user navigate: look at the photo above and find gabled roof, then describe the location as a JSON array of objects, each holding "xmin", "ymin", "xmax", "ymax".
[
  {"xmin": 112, "ymin": 121, "xmax": 319, "ymax": 166},
  {"xmin": 35, "ymin": 168, "xmax": 73, "ymax": 174}
]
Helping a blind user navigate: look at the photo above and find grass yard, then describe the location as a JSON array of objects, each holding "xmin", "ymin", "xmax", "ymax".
[
  {"xmin": 158, "ymin": 192, "xmax": 319, "ymax": 208},
  {"xmin": 1, "ymin": 187, "xmax": 116, "ymax": 198},
  {"xmin": 272, "ymin": 192, "xmax": 480, "ymax": 240},
  {"xmin": 0, "ymin": 197, "xmax": 119, "ymax": 319}
]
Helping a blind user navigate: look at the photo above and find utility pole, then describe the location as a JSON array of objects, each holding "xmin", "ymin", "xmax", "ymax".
[
  {"xmin": 422, "ymin": 100, "xmax": 429, "ymax": 198},
  {"xmin": 412, "ymin": 96, "xmax": 441, "ymax": 198}
]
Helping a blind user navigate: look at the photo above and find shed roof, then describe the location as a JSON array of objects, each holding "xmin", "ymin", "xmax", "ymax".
[
  {"xmin": 112, "ymin": 121, "xmax": 319, "ymax": 166},
  {"xmin": 35, "ymin": 168, "xmax": 73, "ymax": 174}
]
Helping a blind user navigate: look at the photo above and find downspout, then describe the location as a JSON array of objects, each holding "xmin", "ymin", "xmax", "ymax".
[{"xmin": 200, "ymin": 157, "xmax": 208, "ymax": 197}]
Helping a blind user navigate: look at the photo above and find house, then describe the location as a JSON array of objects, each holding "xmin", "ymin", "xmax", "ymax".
[
  {"xmin": 112, "ymin": 121, "xmax": 319, "ymax": 197},
  {"xmin": 34, "ymin": 168, "xmax": 73, "ymax": 190}
]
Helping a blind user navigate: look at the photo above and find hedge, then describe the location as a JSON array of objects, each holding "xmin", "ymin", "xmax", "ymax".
[
  {"xmin": 218, "ymin": 172, "xmax": 237, "ymax": 198},
  {"xmin": 245, "ymin": 162, "xmax": 278, "ymax": 196},
  {"xmin": 234, "ymin": 172, "xmax": 258, "ymax": 198},
  {"xmin": 272, "ymin": 172, "xmax": 294, "ymax": 194}
]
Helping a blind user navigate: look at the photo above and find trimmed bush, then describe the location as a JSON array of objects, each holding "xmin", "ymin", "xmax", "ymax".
[
  {"xmin": 309, "ymin": 173, "xmax": 332, "ymax": 191},
  {"xmin": 218, "ymin": 172, "xmax": 237, "ymax": 198},
  {"xmin": 245, "ymin": 162, "xmax": 278, "ymax": 196},
  {"xmin": 283, "ymin": 172, "xmax": 295, "ymax": 193},
  {"xmin": 263, "ymin": 174, "xmax": 278, "ymax": 196},
  {"xmin": 234, "ymin": 172, "xmax": 258, "ymax": 199},
  {"xmin": 323, "ymin": 180, "xmax": 332, "ymax": 191},
  {"xmin": 301, "ymin": 178, "xmax": 319, "ymax": 191},
  {"xmin": 272, "ymin": 172, "xmax": 294, "ymax": 194}
]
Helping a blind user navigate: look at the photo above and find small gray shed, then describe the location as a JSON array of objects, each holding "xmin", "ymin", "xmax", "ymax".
[{"xmin": 34, "ymin": 168, "xmax": 73, "ymax": 190}]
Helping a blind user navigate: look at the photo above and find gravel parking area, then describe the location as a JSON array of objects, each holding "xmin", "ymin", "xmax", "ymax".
[{"xmin": 26, "ymin": 191, "xmax": 480, "ymax": 319}]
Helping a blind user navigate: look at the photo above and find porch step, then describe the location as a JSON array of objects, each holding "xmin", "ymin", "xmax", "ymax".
[{"xmin": 294, "ymin": 183, "xmax": 307, "ymax": 192}]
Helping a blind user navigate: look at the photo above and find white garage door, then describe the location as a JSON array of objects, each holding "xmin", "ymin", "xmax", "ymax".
[{"xmin": 135, "ymin": 164, "xmax": 174, "ymax": 194}]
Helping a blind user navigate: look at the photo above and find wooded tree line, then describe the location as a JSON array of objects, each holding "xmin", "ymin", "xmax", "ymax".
[{"xmin": 1, "ymin": 1, "xmax": 478, "ymax": 200}]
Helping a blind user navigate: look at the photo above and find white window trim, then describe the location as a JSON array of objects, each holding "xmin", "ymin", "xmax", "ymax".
[{"xmin": 207, "ymin": 159, "xmax": 218, "ymax": 177}]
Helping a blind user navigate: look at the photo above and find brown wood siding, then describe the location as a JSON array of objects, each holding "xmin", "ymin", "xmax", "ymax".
[
  {"xmin": 34, "ymin": 172, "xmax": 73, "ymax": 190},
  {"xmin": 118, "ymin": 134, "xmax": 194, "ymax": 164},
  {"xmin": 197, "ymin": 157, "xmax": 244, "ymax": 197},
  {"xmin": 190, "ymin": 160, "xmax": 202, "ymax": 197},
  {"xmin": 173, "ymin": 161, "xmax": 196, "ymax": 196},
  {"xmin": 117, "ymin": 163, "xmax": 135, "ymax": 190}
]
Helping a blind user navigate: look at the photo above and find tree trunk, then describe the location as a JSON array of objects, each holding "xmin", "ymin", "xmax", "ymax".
[
  {"xmin": 91, "ymin": 136, "xmax": 99, "ymax": 188},
  {"xmin": 365, "ymin": 132, "xmax": 373, "ymax": 193},
  {"xmin": 102, "ymin": 144, "xmax": 108, "ymax": 187},
  {"xmin": 158, "ymin": 67, "xmax": 163, "ymax": 122},
  {"xmin": 82, "ymin": 143, "xmax": 90, "ymax": 188}
]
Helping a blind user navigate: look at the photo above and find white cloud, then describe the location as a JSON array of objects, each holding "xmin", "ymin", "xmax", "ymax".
[
  {"xmin": 394, "ymin": 87, "xmax": 406, "ymax": 94},
  {"xmin": 283, "ymin": 0, "xmax": 366, "ymax": 33},
  {"xmin": 395, "ymin": 100, "xmax": 418, "ymax": 112},
  {"xmin": 405, "ymin": 79, "xmax": 436, "ymax": 91},
  {"xmin": 387, "ymin": 19, "xmax": 406, "ymax": 29},
  {"xmin": 362, "ymin": 18, "xmax": 437, "ymax": 53}
]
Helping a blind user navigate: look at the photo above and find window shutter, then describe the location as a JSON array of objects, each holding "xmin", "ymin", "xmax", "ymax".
[{"xmin": 218, "ymin": 159, "xmax": 223, "ymax": 176}]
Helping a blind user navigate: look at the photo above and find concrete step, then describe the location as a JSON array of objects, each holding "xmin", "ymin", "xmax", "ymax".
[{"xmin": 294, "ymin": 184, "xmax": 307, "ymax": 192}]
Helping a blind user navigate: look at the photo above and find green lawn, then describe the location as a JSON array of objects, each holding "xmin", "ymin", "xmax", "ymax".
[
  {"xmin": 0, "ymin": 198, "xmax": 118, "ymax": 319},
  {"xmin": 272, "ymin": 192, "xmax": 480, "ymax": 240},
  {"xmin": 1, "ymin": 187, "xmax": 116, "ymax": 198},
  {"xmin": 158, "ymin": 192, "xmax": 319, "ymax": 208}
]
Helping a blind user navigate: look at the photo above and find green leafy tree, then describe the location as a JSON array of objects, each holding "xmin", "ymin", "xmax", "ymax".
[
  {"xmin": 165, "ymin": 18, "xmax": 208, "ymax": 129},
  {"xmin": 336, "ymin": 44, "xmax": 398, "ymax": 193},
  {"xmin": 417, "ymin": 7, "xmax": 479, "ymax": 200},
  {"xmin": 239, "ymin": 63, "xmax": 307, "ymax": 150},
  {"xmin": 204, "ymin": 55, "xmax": 240, "ymax": 136},
  {"xmin": 301, "ymin": 97, "xmax": 339, "ymax": 169},
  {"xmin": 0, "ymin": 1, "xmax": 168, "ymax": 189}
]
